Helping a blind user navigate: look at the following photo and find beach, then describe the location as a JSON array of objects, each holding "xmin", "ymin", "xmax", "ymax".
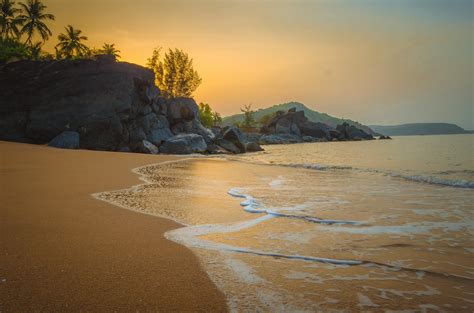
[
  {"xmin": 0, "ymin": 141, "xmax": 227, "ymax": 312},
  {"xmin": 1, "ymin": 135, "xmax": 473, "ymax": 312}
]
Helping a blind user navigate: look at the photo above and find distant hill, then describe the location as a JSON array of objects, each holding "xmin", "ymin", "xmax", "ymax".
[
  {"xmin": 222, "ymin": 102, "xmax": 378, "ymax": 135},
  {"xmin": 370, "ymin": 123, "xmax": 469, "ymax": 136}
]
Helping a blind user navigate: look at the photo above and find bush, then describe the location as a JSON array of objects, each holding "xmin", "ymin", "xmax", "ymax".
[{"xmin": 0, "ymin": 38, "xmax": 28, "ymax": 64}]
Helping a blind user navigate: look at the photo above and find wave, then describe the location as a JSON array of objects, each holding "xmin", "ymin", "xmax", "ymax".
[
  {"xmin": 257, "ymin": 162, "xmax": 474, "ymax": 189},
  {"xmin": 167, "ymin": 187, "xmax": 474, "ymax": 284},
  {"xmin": 228, "ymin": 188, "xmax": 360, "ymax": 225}
]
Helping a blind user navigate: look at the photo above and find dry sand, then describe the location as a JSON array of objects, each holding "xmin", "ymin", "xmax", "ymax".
[{"xmin": 0, "ymin": 141, "xmax": 227, "ymax": 312}]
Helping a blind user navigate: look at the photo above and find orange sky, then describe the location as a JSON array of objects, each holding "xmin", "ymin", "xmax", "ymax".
[{"xmin": 40, "ymin": 0, "xmax": 473, "ymax": 128}]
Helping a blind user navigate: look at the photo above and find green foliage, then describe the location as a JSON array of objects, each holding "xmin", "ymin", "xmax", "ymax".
[
  {"xmin": 198, "ymin": 102, "xmax": 222, "ymax": 128},
  {"xmin": 55, "ymin": 25, "xmax": 88, "ymax": 59},
  {"xmin": 240, "ymin": 104, "xmax": 255, "ymax": 129},
  {"xmin": 258, "ymin": 112, "xmax": 276, "ymax": 126},
  {"xmin": 99, "ymin": 43, "xmax": 120, "ymax": 59},
  {"xmin": 0, "ymin": 36, "xmax": 27, "ymax": 62},
  {"xmin": 18, "ymin": 0, "xmax": 55, "ymax": 44},
  {"xmin": 0, "ymin": 0, "xmax": 22, "ymax": 39},
  {"xmin": 212, "ymin": 111, "xmax": 222, "ymax": 127},
  {"xmin": 147, "ymin": 47, "xmax": 202, "ymax": 98},
  {"xmin": 198, "ymin": 102, "xmax": 213, "ymax": 128}
]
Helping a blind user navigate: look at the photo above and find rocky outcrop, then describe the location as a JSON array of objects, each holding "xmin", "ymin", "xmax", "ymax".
[
  {"xmin": 259, "ymin": 108, "xmax": 374, "ymax": 144},
  {"xmin": 159, "ymin": 134, "xmax": 207, "ymax": 154},
  {"xmin": 0, "ymin": 57, "xmax": 247, "ymax": 154},
  {"xmin": 213, "ymin": 126, "xmax": 263, "ymax": 154},
  {"xmin": 336, "ymin": 122, "xmax": 374, "ymax": 140}
]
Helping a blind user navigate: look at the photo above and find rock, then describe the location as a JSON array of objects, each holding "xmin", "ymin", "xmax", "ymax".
[
  {"xmin": 259, "ymin": 134, "xmax": 301, "ymax": 145},
  {"xmin": 159, "ymin": 134, "xmax": 207, "ymax": 154},
  {"xmin": 336, "ymin": 122, "xmax": 374, "ymax": 140},
  {"xmin": 244, "ymin": 132, "xmax": 261, "ymax": 143},
  {"xmin": 94, "ymin": 54, "xmax": 116, "ymax": 63},
  {"xmin": 48, "ymin": 131, "xmax": 80, "ymax": 149},
  {"xmin": 0, "ymin": 58, "xmax": 156, "ymax": 151},
  {"xmin": 118, "ymin": 146, "xmax": 131, "ymax": 152},
  {"xmin": 136, "ymin": 140, "xmax": 159, "ymax": 154},
  {"xmin": 215, "ymin": 126, "xmax": 247, "ymax": 153},
  {"xmin": 138, "ymin": 113, "xmax": 172, "ymax": 146},
  {"xmin": 171, "ymin": 119, "xmax": 215, "ymax": 144},
  {"xmin": 299, "ymin": 121, "xmax": 332, "ymax": 139},
  {"xmin": 216, "ymin": 139, "xmax": 241, "ymax": 154},
  {"xmin": 166, "ymin": 97, "xmax": 199, "ymax": 124},
  {"xmin": 379, "ymin": 135, "xmax": 392, "ymax": 140},
  {"xmin": 245, "ymin": 141, "xmax": 264, "ymax": 152},
  {"xmin": 302, "ymin": 136, "xmax": 317, "ymax": 142}
]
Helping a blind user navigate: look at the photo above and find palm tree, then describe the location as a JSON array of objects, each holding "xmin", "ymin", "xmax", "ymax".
[
  {"xmin": 99, "ymin": 43, "xmax": 120, "ymax": 59},
  {"xmin": 55, "ymin": 25, "xmax": 88, "ymax": 58},
  {"xmin": 0, "ymin": 0, "xmax": 22, "ymax": 39},
  {"xmin": 18, "ymin": 0, "xmax": 54, "ymax": 45},
  {"xmin": 27, "ymin": 40, "xmax": 41, "ymax": 59}
]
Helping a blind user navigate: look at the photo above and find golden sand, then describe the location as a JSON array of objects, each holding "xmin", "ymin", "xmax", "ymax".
[{"xmin": 0, "ymin": 141, "xmax": 227, "ymax": 312}]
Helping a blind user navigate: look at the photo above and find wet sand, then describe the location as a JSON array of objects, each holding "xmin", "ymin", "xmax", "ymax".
[{"xmin": 0, "ymin": 141, "xmax": 227, "ymax": 312}]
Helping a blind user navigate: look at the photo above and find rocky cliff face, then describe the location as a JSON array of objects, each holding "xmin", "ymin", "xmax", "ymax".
[{"xmin": 0, "ymin": 56, "xmax": 259, "ymax": 154}]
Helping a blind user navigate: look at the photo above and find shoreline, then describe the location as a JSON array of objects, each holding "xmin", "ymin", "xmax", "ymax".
[{"xmin": 0, "ymin": 141, "xmax": 227, "ymax": 311}]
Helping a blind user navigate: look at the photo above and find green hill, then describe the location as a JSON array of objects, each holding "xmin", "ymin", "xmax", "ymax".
[{"xmin": 222, "ymin": 102, "xmax": 378, "ymax": 135}]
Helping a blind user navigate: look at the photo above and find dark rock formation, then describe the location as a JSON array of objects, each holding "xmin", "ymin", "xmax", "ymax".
[
  {"xmin": 214, "ymin": 126, "xmax": 263, "ymax": 154},
  {"xmin": 0, "ymin": 58, "xmax": 242, "ymax": 154},
  {"xmin": 258, "ymin": 108, "xmax": 374, "ymax": 144},
  {"xmin": 336, "ymin": 122, "xmax": 374, "ymax": 140},
  {"xmin": 159, "ymin": 134, "xmax": 207, "ymax": 154},
  {"xmin": 379, "ymin": 135, "xmax": 392, "ymax": 140},
  {"xmin": 48, "ymin": 131, "xmax": 80, "ymax": 149}
]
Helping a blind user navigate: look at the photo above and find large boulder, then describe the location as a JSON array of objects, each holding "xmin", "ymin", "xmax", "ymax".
[
  {"xmin": 48, "ymin": 131, "xmax": 80, "ymax": 149},
  {"xmin": 214, "ymin": 126, "xmax": 263, "ymax": 154},
  {"xmin": 166, "ymin": 97, "xmax": 200, "ymax": 124},
  {"xmin": 336, "ymin": 122, "xmax": 374, "ymax": 140},
  {"xmin": 299, "ymin": 121, "xmax": 332, "ymax": 139},
  {"xmin": 0, "ymin": 58, "xmax": 162, "ymax": 151},
  {"xmin": 159, "ymin": 134, "xmax": 207, "ymax": 154}
]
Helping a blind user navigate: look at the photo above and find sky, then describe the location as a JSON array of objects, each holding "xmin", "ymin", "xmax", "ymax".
[{"xmin": 41, "ymin": 0, "xmax": 473, "ymax": 129}]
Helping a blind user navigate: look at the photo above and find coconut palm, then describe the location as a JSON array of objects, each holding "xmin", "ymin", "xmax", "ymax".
[
  {"xmin": 55, "ymin": 25, "xmax": 88, "ymax": 58},
  {"xmin": 0, "ymin": 0, "xmax": 22, "ymax": 39},
  {"xmin": 18, "ymin": 0, "xmax": 54, "ymax": 44},
  {"xmin": 99, "ymin": 43, "xmax": 120, "ymax": 59},
  {"xmin": 26, "ymin": 40, "xmax": 41, "ymax": 59}
]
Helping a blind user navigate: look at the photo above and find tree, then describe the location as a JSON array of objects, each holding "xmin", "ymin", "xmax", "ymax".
[
  {"xmin": 55, "ymin": 25, "xmax": 88, "ymax": 58},
  {"xmin": 0, "ymin": 0, "xmax": 22, "ymax": 39},
  {"xmin": 0, "ymin": 36, "xmax": 27, "ymax": 63},
  {"xmin": 198, "ymin": 102, "xmax": 213, "ymax": 128},
  {"xmin": 18, "ymin": 0, "xmax": 54, "ymax": 45},
  {"xmin": 26, "ymin": 39, "xmax": 40, "ymax": 59},
  {"xmin": 212, "ymin": 111, "xmax": 222, "ymax": 127},
  {"xmin": 147, "ymin": 47, "xmax": 202, "ymax": 98},
  {"xmin": 99, "ymin": 43, "xmax": 120, "ymax": 59},
  {"xmin": 240, "ymin": 104, "xmax": 255, "ymax": 129}
]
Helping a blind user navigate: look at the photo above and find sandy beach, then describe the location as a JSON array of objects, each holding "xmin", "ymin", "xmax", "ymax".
[{"xmin": 0, "ymin": 141, "xmax": 227, "ymax": 312}]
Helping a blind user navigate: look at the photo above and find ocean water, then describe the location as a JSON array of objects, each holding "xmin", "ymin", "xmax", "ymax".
[{"xmin": 95, "ymin": 134, "xmax": 474, "ymax": 312}]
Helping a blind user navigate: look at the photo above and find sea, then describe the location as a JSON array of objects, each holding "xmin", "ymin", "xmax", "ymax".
[{"xmin": 96, "ymin": 134, "xmax": 474, "ymax": 312}]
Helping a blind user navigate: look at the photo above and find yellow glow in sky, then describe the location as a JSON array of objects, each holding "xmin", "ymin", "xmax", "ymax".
[{"xmin": 40, "ymin": 0, "xmax": 473, "ymax": 128}]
